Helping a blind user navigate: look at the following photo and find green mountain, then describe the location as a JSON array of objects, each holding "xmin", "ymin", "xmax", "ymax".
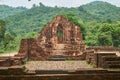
[
  {"xmin": 0, "ymin": 5, "xmax": 27, "ymax": 19},
  {"xmin": 0, "ymin": 1, "xmax": 120, "ymax": 52},
  {"xmin": 4, "ymin": 4, "xmax": 96, "ymax": 35},
  {"xmin": 4, "ymin": 1, "xmax": 120, "ymax": 35},
  {"xmin": 81, "ymin": 1, "xmax": 120, "ymax": 21}
]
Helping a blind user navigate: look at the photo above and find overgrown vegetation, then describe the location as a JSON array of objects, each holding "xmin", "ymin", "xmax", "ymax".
[{"xmin": 0, "ymin": 1, "xmax": 120, "ymax": 53}]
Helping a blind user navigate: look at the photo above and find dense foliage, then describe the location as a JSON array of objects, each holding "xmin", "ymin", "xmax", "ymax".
[
  {"xmin": 0, "ymin": 1, "xmax": 120, "ymax": 53},
  {"xmin": 0, "ymin": 5, "xmax": 27, "ymax": 19}
]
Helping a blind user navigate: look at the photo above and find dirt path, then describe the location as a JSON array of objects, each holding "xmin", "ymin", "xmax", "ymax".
[
  {"xmin": 0, "ymin": 52, "xmax": 17, "ymax": 56},
  {"xmin": 25, "ymin": 61, "xmax": 93, "ymax": 70}
]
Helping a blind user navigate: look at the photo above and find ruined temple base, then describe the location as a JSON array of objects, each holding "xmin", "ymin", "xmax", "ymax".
[{"xmin": 0, "ymin": 65, "xmax": 120, "ymax": 80}]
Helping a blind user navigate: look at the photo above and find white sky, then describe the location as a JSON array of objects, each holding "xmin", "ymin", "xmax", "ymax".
[{"xmin": 0, "ymin": 0, "xmax": 120, "ymax": 8}]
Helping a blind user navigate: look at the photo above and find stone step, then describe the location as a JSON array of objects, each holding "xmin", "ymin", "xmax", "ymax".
[
  {"xmin": 106, "ymin": 61, "xmax": 120, "ymax": 64},
  {"xmin": 0, "ymin": 57, "xmax": 10, "ymax": 60},
  {"xmin": 48, "ymin": 55, "xmax": 67, "ymax": 61},
  {"xmin": 102, "ymin": 56, "xmax": 120, "ymax": 68},
  {"xmin": 48, "ymin": 58, "xmax": 66, "ymax": 61},
  {"xmin": 0, "ymin": 66, "xmax": 26, "ymax": 75},
  {"xmin": 103, "ymin": 56, "xmax": 120, "ymax": 61},
  {"xmin": 35, "ymin": 69, "xmax": 107, "ymax": 74},
  {"xmin": 108, "ymin": 64, "xmax": 120, "ymax": 68},
  {"xmin": 49, "ymin": 55, "xmax": 66, "ymax": 58}
]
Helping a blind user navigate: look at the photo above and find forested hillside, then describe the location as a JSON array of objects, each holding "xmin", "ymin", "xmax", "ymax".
[
  {"xmin": 0, "ymin": 5, "xmax": 27, "ymax": 19},
  {"xmin": 0, "ymin": 1, "xmax": 120, "ymax": 53},
  {"xmin": 82, "ymin": 1, "xmax": 120, "ymax": 21},
  {"xmin": 4, "ymin": 4, "xmax": 95, "ymax": 35}
]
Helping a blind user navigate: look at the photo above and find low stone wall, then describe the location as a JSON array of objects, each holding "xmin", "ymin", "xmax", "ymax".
[
  {"xmin": 0, "ymin": 66, "xmax": 26, "ymax": 75},
  {"xmin": 94, "ymin": 53, "xmax": 117, "ymax": 68},
  {"xmin": 87, "ymin": 46, "xmax": 120, "ymax": 52},
  {"xmin": 84, "ymin": 50, "xmax": 95, "ymax": 65},
  {"xmin": 0, "ymin": 60, "xmax": 10, "ymax": 67},
  {"xmin": 17, "ymin": 38, "xmax": 47, "ymax": 60},
  {"xmin": 85, "ymin": 52, "xmax": 119, "ymax": 68},
  {"xmin": 0, "ymin": 64, "xmax": 120, "ymax": 80},
  {"xmin": 85, "ymin": 52, "xmax": 120, "ymax": 68},
  {"xmin": 0, "ymin": 56, "xmax": 25, "ymax": 67},
  {"xmin": 1, "ymin": 74, "xmax": 120, "ymax": 80},
  {"xmin": 0, "ymin": 71, "xmax": 120, "ymax": 80},
  {"xmin": 101, "ymin": 56, "xmax": 120, "ymax": 68}
]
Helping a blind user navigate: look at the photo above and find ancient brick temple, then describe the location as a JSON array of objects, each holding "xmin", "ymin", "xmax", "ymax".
[{"xmin": 17, "ymin": 15, "xmax": 85, "ymax": 60}]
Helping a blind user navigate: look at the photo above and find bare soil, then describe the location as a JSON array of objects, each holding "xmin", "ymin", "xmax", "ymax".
[{"xmin": 0, "ymin": 52, "xmax": 17, "ymax": 56}]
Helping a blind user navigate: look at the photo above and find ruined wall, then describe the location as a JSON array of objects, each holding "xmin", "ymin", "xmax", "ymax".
[
  {"xmin": 85, "ymin": 46, "xmax": 120, "ymax": 68},
  {"xmin": 17, "ymin": 38, "xmax": 46, "ymax": 60},
  {"xmin": 17, "ymin": 39, "xmax": 28, "ymax": 57},
  {"xmin": 37, "ymin": 16, "xmax": 83, "ymax": 44},
  {"xmin": 85, "ymin": 51, "xmax": 120, "ymax": 68},
  {"xmin": 0, "ymin": 57, "xmax": 24, "ymax": 67},
  {"xmin": 36, "ymin": 15, "xmax": 85, "ymax": 56},
  {"xmin": 17, "ymin": 15, "xmax": 86, "ymax": 60},
  {"xmin": 88, "ymin": 46, "xmax": 120, "ymax": 52}
]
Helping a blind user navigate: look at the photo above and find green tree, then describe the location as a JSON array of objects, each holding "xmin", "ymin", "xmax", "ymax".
[
  {"xmin": 98, "ymin": 32, "xmax": 112, "ymax": 46},
  {"xmin": 98, "ymin": 23, "xmax": 113, "ymax": 46},
  {"xmin": 0, "ymin": 20, "xmax": 6, "ymax": 41},
  {"xmin": 3, "ymin": 33, "xmax": 14, "ymax": 48},
  {"xmin": 112, "ymin": 22, "xmax": 120, "ymax": 47},
  {"xmin": 112, "ymin": 28, "xmax": 120, "ymax": 47},
  {"xmin": 85, "ymin": 34, "xmax": 98, "ymax": 46}
]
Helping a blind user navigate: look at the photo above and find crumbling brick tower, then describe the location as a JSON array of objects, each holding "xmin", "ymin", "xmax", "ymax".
[{"xmin": 17, "ymin": 15, "xmax": 86, "ymax": 60}]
